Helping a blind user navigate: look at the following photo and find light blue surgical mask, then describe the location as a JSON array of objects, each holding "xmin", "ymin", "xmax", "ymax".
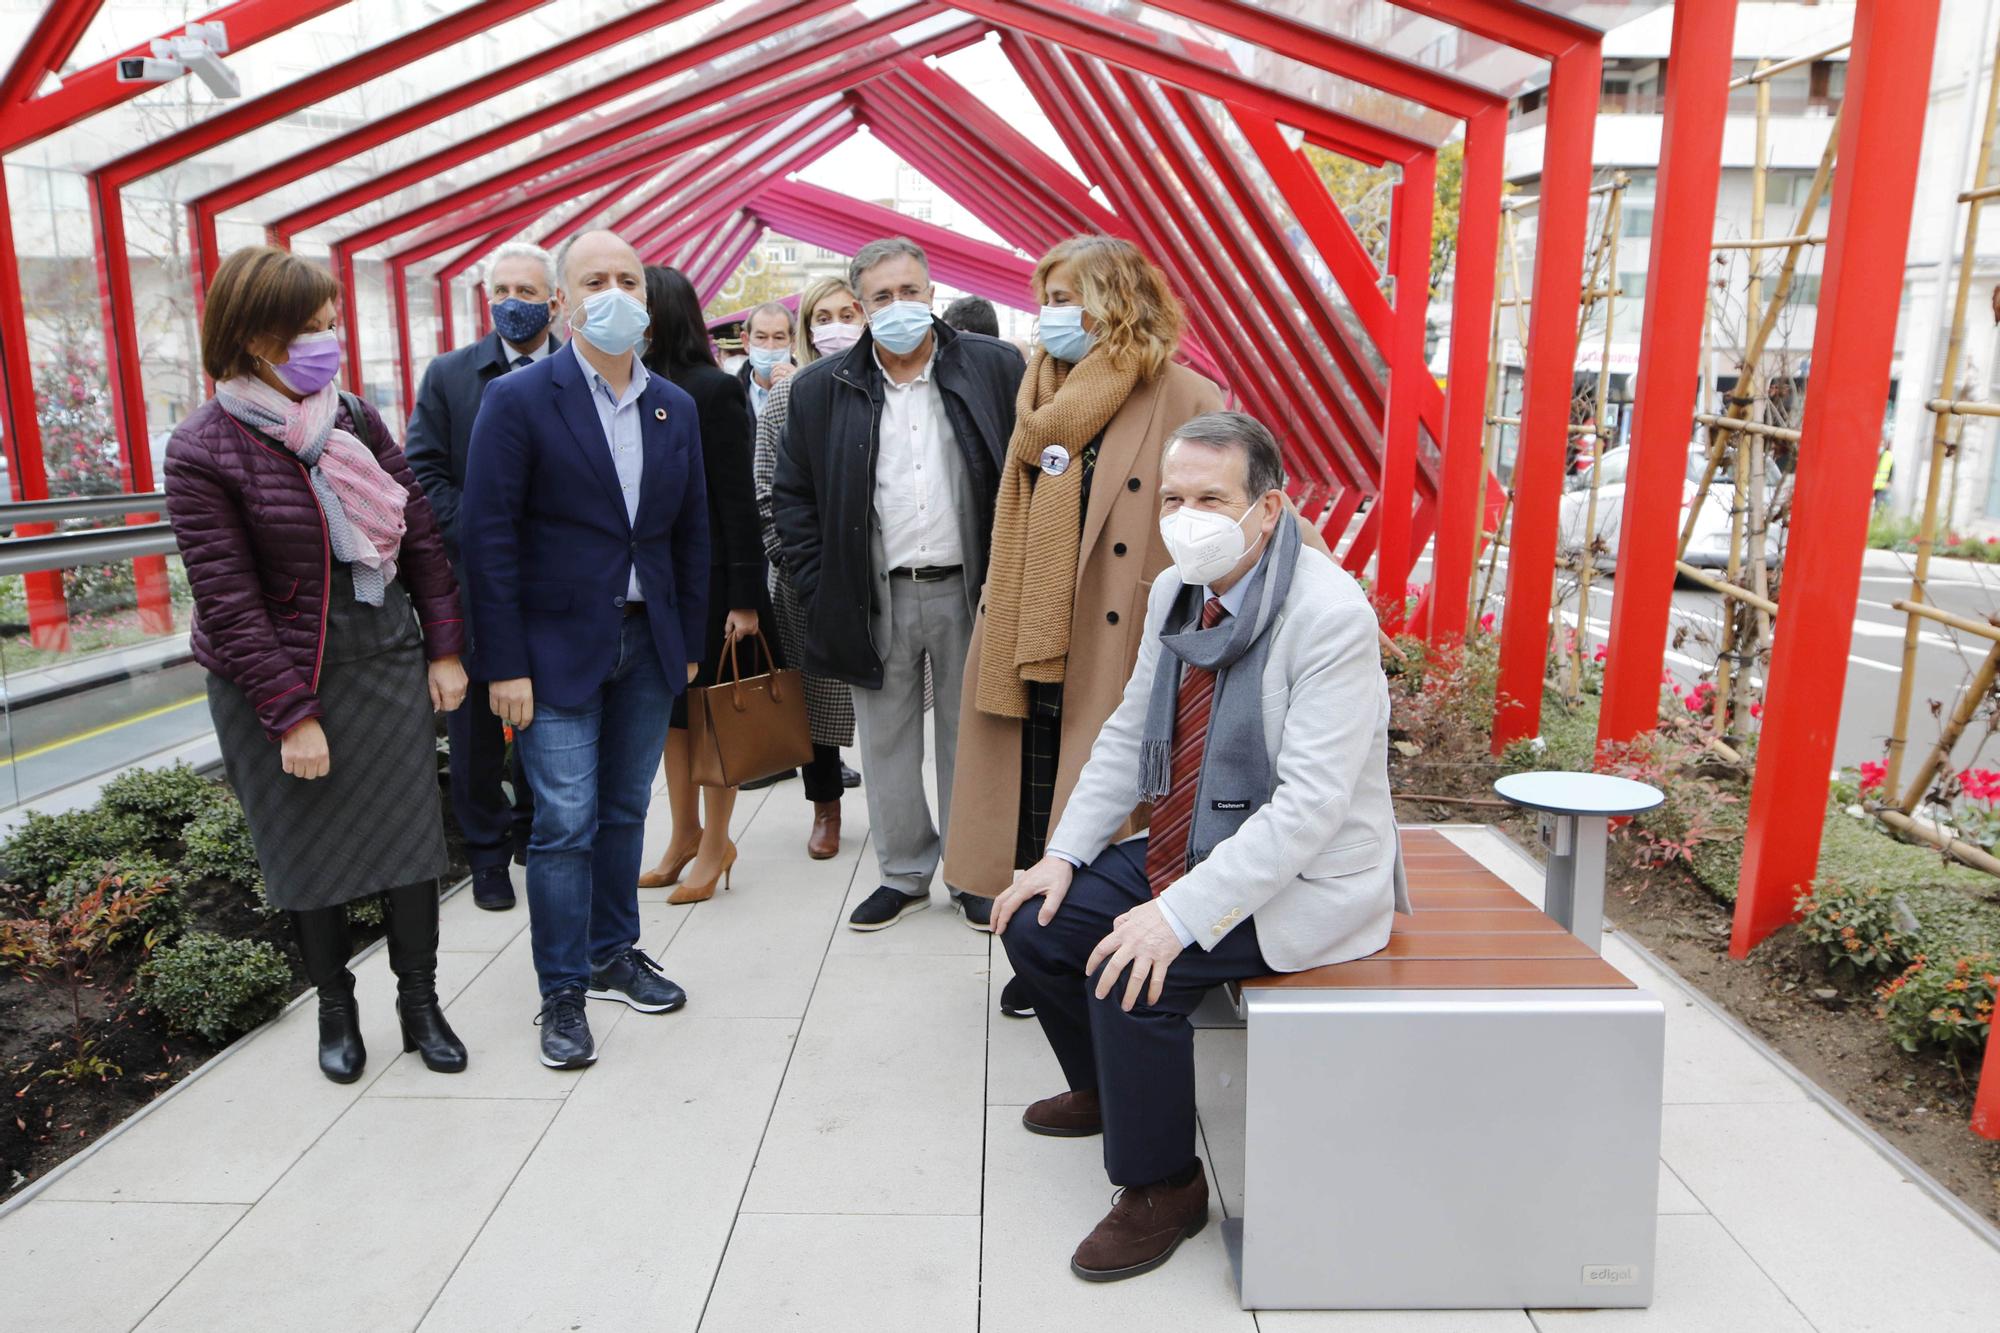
[
  {"xmin": 569, "ymin": 288, "xmax": 650, "ymax": 357},
  {"xmin": 1037, "ymin": 303, "xmax": 1095, "ymax": 363},
  {"xmin": 869, "ymin": 300, "xmax": 933, "ymax": 356},
  {"xmin": 748, "ymin": 345, "xmax": 791, "ymax": 378}
]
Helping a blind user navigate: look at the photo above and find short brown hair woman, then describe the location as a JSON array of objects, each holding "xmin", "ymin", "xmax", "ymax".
[
  {"xmin": 944, "ymin": 236, "xmax": 1221, "ymax": 1007},
  {"xmin": 166, "ymin": 245, "xmax": 470, "ymax": 1083}
]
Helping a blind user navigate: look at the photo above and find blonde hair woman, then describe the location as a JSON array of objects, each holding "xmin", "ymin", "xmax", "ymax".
[{"xmin": 746, "ymin": 277, "xmax": 866, "ymax": 857}]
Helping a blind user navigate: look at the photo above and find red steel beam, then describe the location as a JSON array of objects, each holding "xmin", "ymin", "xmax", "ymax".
[
  {"xmin": 1374, "ymin": 145, "xmax": 1437, "ymax": 630},
  {"xmin": 753, "ymin": 181, "xmax": 1040, "ymax": 307},
  {"xmin": 0, "ymin": 0, "xmax": 108, "ymax": 110},
  {"xmin": 1735, "ymin": 0, "xmax": 1942, "ymax": 955},
  {"xmin": 1489, "ymin": 37, "xmax": 1603, "ymax": 751},
  {"xmin": 626, "ymin": 112, "xmax": 856, "ymax": 256},
  {"xmin": 1426, "ymin": 103, "xmax": 1508, "ymax": 649},
  {"xmin": 1596, "ymin": 0, "xmax": 1737, "ymax": 743},
  {"xmin": 0, "ymin": 170, "xmax": 72, "ymax": 646}
]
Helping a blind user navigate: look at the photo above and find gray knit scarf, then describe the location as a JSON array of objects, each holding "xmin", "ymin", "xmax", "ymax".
[{"xmin": 1140, "ymin": 514, "xmax": 1302, "ymax": 876}]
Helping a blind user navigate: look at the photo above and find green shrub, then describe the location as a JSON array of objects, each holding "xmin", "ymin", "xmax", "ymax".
[
  {"xmin": 98, "ymin": 763, "xmax": 223, "ymax": 836},
  {"xmin": 1875, "ymin": 953, "xmax": 1997, "ymax": 1054},
  {"xmin": 43, "ymin": 857, "xmax": 184, "ymax": 939},
  {"xmin": 0, "ymin": 808, "xmax": 148, "ymax": 890},
  {"xmin": 346, "ymin": 894, "xmax": 384, "ymax": 929},
  {"xmin": 1795, "ymin": 883, "xmax": 1907, "ymax": 973},
  {"xmin": 138, "ymin": 931, "xmax": 292, "ymax": 1044},
  {"xmin": 179, "ymin": 794, "xmax": 263, "ymax": 894}
]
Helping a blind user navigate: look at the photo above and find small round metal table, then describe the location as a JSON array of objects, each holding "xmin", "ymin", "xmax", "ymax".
[{"xmin": 1492, "ymin": 771, "xmax": 1664, "ymax": 952}]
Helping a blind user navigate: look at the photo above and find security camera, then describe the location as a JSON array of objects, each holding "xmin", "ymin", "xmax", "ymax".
[{"xmin": 115, "ymin": 56, "xmax": 182, "ymax": 84}]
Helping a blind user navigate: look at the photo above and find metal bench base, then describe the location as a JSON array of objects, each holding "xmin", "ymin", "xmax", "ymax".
[{"xmin": 1231, "ymin": 986, "xmax": 1664, "ymax": 1310}]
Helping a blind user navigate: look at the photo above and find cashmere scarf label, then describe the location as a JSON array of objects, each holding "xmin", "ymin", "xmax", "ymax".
[
  {"xmin": 1140, "ymin": 514, "xmax": 1301, "ymax": 874},
  {"xmin": 215, "ymin": 376, "xmax": 408, "ymax": 605},
  {"xmin": 975, "ymin": 345, "xmax": 1139, "ymax": 719}
]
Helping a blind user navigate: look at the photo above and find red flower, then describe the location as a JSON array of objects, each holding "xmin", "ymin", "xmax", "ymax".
[
  {"xmin": 1478, "ymin": 612, "xmax": 1495, "ymax": 633},
  {"xmin": 1859, "ymin": 761, "xmax": 1886, "ymax": 792},
  {"xmin": 1749, "ymin": 701, "xmax": 1763, "ymax": 719}
]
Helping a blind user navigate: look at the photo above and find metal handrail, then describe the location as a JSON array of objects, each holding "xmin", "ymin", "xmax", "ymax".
[
  {"xmin": 0, "ymin": 523, "xmax": 177, "ymax": 578},
  {"xmin": 0, "ymin": 492, "xmax": 167, "ymax": 526}
]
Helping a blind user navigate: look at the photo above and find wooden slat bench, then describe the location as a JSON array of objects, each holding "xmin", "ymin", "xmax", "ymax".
[{"xmin": 1221, "ymin": 827, "xmax": 1665, "ymax": 1311}]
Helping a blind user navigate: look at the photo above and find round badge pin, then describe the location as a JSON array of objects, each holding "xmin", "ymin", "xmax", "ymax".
[
  {"xmin": 1040, "ymin": 444, "xmax": 1071, "ymax": 476},
  {"xmin": 654, "ymin": 407, "xmax": 668, "ymax": 420}
]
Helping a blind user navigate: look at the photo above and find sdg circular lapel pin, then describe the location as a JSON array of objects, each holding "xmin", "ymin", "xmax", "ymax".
[{"xmin": 1039, "ymin": 444, "xmax": 1071, "ymax": 476}]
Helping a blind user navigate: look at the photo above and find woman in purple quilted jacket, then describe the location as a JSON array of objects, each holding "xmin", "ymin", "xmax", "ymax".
[{"xmin": 165, "ymin": 246, "xmax": 471, "ymax": 1084}]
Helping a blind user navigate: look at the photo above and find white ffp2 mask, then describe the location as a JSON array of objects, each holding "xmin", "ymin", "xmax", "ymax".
[{"xmin": 1158, "ymin": 504, "xmax": 1257, "ymax": 586}]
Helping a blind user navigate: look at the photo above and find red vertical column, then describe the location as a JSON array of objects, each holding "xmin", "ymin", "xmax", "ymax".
[
  {"xmin": 391, "ymin": 259, "xmax": 415, "ymax": 423},
  {"xmin": 1734, "ymin": 0, "xmax": 1942, "ymax": 956},
  {"xmin": 334, "ymin": 246, "xmax": 364, "ymax": 395},
  {"xmin": 86, "ymin": 173, "xmax": 170, "ymax": 634},
  {"xmin": 436, "ymin": 272, "xmax": 455, "ymax": 355},
  {"xmin": 1428, "ymin": 105, "xmax": 1505, "ymax": 650},
  {"xmin": 1597, "ymin": 0, "xmax": 1738, "ymax": 751},
  {"xmin": 474, "ymin": 282, "xmax": 493, "ymax": 338},
  {"xmin": 1375, "ymin": 149, "xmax": 1436, "ymax": 630},
  {"xmin": 1491, "ymin": 39, "xmax": 1602, "ymax": 750},
  {"xmin": 0, "ymin": 169, "xmax": 71, "ymax": 649}
]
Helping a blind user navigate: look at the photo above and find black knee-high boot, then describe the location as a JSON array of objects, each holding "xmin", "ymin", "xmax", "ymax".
[
  {"xmin": 290, "ymin": 906, "xmax": 365, "ymax": 1084},
  {"xmin": 384, "ymin": 884, "xmax": 467, "ymax": 1073}
]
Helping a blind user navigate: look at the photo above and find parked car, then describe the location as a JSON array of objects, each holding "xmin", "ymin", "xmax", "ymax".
[{"xmin": 1555, "ymin": 445, "xmax": 1787, "ymax": 571}]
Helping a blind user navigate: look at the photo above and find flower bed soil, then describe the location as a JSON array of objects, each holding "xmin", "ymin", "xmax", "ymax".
[
  {"xmin": 1, "ymin": 796, "xmax": 469, "ymax": 1203},
  {"xmin": 1402, "ymin": 798, "xmax": 2000, "ymax": 1228}
]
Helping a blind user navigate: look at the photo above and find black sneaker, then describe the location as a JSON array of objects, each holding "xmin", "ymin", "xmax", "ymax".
[
  {"xmin": 587, "ymin": 948, "xmax": 687, "ymax": 1013},
  {"xmin": 999, "ymin": 975, "xmax": 1036, "ymax": 1019},
  {"xmin": 471, "ymin": 865, "xmax": 516, "ymax": 911},
  {"xmin": 535, "ymin": 986, "xmax": 596, "ymax": 1069},
  {"xmin": 848, "ymin": 886, "xmax": 929, "ymax": 931},
  {"xmin": 954, "ymin": 891, "xmax": 993, "ymax": 933},
  {"xmin": 840, "ymin": 763, "xmax": 862, "ymax": 789}
]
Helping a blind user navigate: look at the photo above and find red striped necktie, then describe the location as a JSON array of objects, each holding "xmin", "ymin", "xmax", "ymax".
[{"xmin": 1146, "ymin": 596, "xmax": 1228, "ymax": 897}]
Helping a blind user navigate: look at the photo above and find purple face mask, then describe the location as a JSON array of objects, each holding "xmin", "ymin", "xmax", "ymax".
[{"xmin": 271, "ymin": 330, "xmax": 343, "ymax": 395}]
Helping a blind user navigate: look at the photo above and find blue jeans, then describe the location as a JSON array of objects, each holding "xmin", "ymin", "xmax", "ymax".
[{"xmin": 515, "ymin": 614, "xmax": 676, "ymax": 997}]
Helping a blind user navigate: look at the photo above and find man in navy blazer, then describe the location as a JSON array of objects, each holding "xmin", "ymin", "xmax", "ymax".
[
  {"xmin": 405, "ymin": 241, "xmax": 563, "ymax": 912},
  {"xmin": 462, "ymin": 229, "xmax": 709, "ymax": 1070}
]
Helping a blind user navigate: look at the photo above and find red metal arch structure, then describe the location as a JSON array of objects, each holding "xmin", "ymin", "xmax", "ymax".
[{"xmin": 1, "ymin": 3, "xmax": 1981, "ymax": 1125}]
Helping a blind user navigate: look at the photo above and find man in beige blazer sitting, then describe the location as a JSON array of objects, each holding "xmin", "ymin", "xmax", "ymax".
[{"xmin": 992, "ymin": 410, "xmax": 1407, "ymax": 1284}]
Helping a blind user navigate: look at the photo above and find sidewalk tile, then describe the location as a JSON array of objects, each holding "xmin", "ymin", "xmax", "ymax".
[
  {"xmin": 1531, "ymin": 1214, "xmax": 1812, "ymax": 1331},
  {"xmin": 1656, "ymin": 1161, "xmax": 1704, "ymax": 1214},
  {"xmin": 743, "ymin": 951, "xmax": 987, "ymax": 1216},
  {"xmin": 0, "ymin": 1199, "xmax": 242, "ymax": 1332},
  {"xmin": 136, "ymin": 1097, "xmax": 555, "ymax": 1333},
  {"xmin": 1258, "ymin": 1312, "xmax": 1535, "ymax": 1330},
  {"xmin": 986, "ymin": 945, "xmax": 1064, "ymax": 1107},
  {"xmin": 652, "ymin": 842, "xmax": 854, "ymax": 1019},
  {"xmin": 419, "ymin": 1016, "xmax": 796, "ymax": 1333},
  {"xmin": 980, "ymin": 1106, "xmax": 1255, "ymax": 1331},
  {"xmin": 1662, "ymin": 1102, "xmax": 2000, "ymax": 1329},
  {"xmin": 699, "ymin": 1213, "xmax": 979, "ymax": 1333},
  {"xmin": 436, "ymin": 875, "xmax": 532, "ymax": 952},
  {"xmin": 827, "ymin": 880, "xmax": 990, "ymax": 955},
  {"xmin": 43, "ymin": 950, "xmax": 485, "ymax": 1204}
]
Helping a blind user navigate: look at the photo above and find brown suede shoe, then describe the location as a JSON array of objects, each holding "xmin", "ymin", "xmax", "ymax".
[
  {"xmin": 1071, "ymin": 1164, "xmax": 1209, "ymax": 1282},
  {"xmin": 1023, "ymin": 1088, "xmax": 1103, "ymax": 1138},
  {"xmin": 807, "ymin": 801, "xmax": 841, "ymax": 860}
]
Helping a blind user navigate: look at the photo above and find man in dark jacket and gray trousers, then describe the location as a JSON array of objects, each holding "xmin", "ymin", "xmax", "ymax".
[
  {"xmin": 774, "ymin": 237, "xmax": 1024, "ymax": 933},
  {"xmin": 405, "ymin": 241, "xmax": 563, "ymax": 911}
]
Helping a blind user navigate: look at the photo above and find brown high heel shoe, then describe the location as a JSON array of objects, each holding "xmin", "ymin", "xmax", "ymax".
[
  {"xmin": 638, "ymin": 838, "xmax": 702, "ymax": 889},
  {"xmin": 668, "ymin": 842, "xmax": 737, "ymax": 905}
]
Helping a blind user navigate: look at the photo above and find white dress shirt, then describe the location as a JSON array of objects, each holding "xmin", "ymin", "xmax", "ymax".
[
  {"xmin": 1051, "ymin": 570, "xmax": 1253, "ymax": 948},
  {"xmin": 873, "ymin": 348, "xmax": 963, "ymax": 570},
  {"xmin": 574, "ymin": 340, "xmax": 648, "ymax": 603},
  {"xmin": 504, "ymin": 333, "xmax": 555, "ymax": 368},
  {"xmin": 748, "ymin": 374, "xmax": 771, "ymax": 420}
]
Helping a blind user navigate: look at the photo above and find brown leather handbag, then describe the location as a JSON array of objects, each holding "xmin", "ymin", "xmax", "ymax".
[{"xmin": 687, "ymin": 631, "xmax": 815, "ymax": 788}]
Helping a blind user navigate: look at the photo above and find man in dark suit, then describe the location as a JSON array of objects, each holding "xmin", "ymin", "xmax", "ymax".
[
  {"xmin": 462, "ymin": 229, "xmax": 709, "ymax": 1070},
  {"xmin": 405, "ymin": 242, "xmax": 562, "ymax": 911},
  {"xmin": 735, "ymin": 300, "xmax": 795, "ymax": 423}
]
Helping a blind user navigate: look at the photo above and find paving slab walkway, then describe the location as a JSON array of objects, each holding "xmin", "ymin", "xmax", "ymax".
[{"xmin": 2, "ymin": 781, "xmax": 1996, "ymax": 1331}]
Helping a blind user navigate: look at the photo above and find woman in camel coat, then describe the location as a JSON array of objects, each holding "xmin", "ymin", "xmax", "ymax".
[{"xmin": 944, "ymin": 238, "xmax": 1220, "ymax": 979}]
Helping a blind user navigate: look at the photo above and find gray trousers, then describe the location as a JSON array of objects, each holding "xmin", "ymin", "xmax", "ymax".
[{"xmin": 853, "ymin": 570, "xmax": 971, "ymax": 898}]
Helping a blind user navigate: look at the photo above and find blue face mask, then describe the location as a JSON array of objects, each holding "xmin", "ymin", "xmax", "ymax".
[
  {"xmin": 569, "ymin": 288, "xmax": 650, "ymax": 357},
  {"xmin": 1038, "ymin": 303, "xmax": 1095, "ymax": 363},
  {"xmin": 747, "ymin": 345, "xmax": 791, "ymax": 377},
  {"xmin": 491, "ymin": 297, "xmax": 551, "ymax": 347},
  {"xmin": 868, "ymin": 300, "xmax": 933, "ymax": 356}
]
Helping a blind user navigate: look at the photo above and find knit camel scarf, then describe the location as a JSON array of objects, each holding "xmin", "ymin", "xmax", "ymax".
[{"xmin": 975, "ymin": 346, "xmax": 1140, "ymax": 719}]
